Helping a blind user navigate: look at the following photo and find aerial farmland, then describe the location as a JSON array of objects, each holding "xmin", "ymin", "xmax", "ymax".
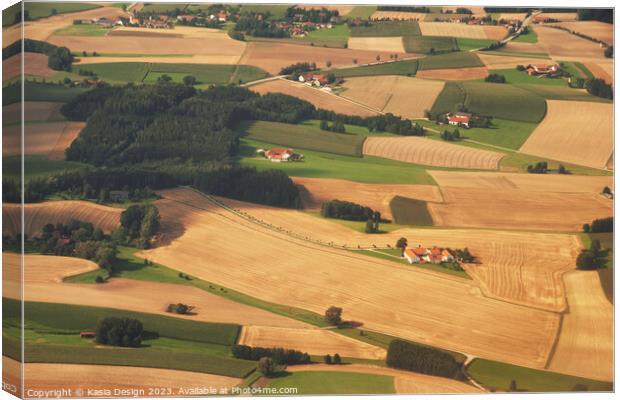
[{"xmin": 1, "ymin": 2, "xmax": 614, "ymax": 398}]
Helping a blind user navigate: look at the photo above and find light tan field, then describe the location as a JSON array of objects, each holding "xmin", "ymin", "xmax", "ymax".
[
  {"xmin": 298, "ymin": 5, "xmax": 354, "ymax": 16},
  {"xmin": 2, "ymin": 253, "xmax": 309, "ymax": 329},
  {"xmin": 3, "ymin": 121, "xmax": 85, "ymax": 158},
  {"xmin": 140, "ymin": 188, "xmax": 563, "ymax": 368},
  {"xmin": 6, "ymin": 358, "xmax": 241, "ymax": 396},
  {"xmin": 419, "ymin": 22, "xmax": 488, "ymax": 39},
  {"xmin": 48, "ymin": 28, "xmax": 245, "ymax": 61},
  {"xmin": 547, "ymin": 271, "xmax": 613, "ymax": 381},
  {"xmin": 370, "ymin": 11, "xmax": 426, "ymax": 21},
  {"xmin": 287, "ymin": 364, "xmax": 481, "ymax": 394},
  {"xmin": 428, "ymin": 170, "xmax": 614, "ymax": 193},
  {"xmin": 198, "ymin": 191, "xmax": 582, "ymax": 312},
  {"xmin": 483, "ymin": 25, "xmax": 510, "ymax": 41},
  {"xmin": 477, "ymin": 53, "xmax": 552, "ymax": 69},
  {"xmin": 348, "ymin": 37, "xmax": 406, "ymax": 53},
  {"xmin": 585, "ymin": 61, "xmax": 613, "ymax": 84},
  {"xmin": 238, "ymin": 326, "xmax": 386, "ymax": 359},
  {"xmin": 535, "ymin": 26, "xmax": 608, "ymax": 61},
  {"xmin": 538, "ymin": 12, "xmax": 578, "ymax": 21},
  {"xmin": 3, "ymin": 52, "xmax": 56, "ymax": 81},
  {"xmin": 520, "ymin": 100, "xmax": 613, "ymax": 169},
  {"xmin": 3, "ymin": 201, "xmax": 121, "ymax": 238},
  {"xmin": 293, "ymin": 176, "xmax": 442, "ymax": 219},
  {"xmin": 500, "ymin": 40, "xmax": 549, "ymax": 54},
  {"xmin": 251, "ymin": 79, "xmax": 376, "ymax": 117},
  {"xmin": 549, "ymin": 21, "xmax": 613, "ymax": 44},
  {"xmin": 363, "ymin": 136, "xmax": 504, "ymax": 170},
  {"xmin": 341, "ymin": 75, "xmax": 444, "ymax": 118},
  {"xmin": 3, "ymin": 102, "xmax": 64, "ymax": 125},
  {"xmin": 416, "ymin": 67, "xmax": 488, "ymax": 81},
  {"xmin": 499, "ymin": 13, "xmax": 528, "ymax": 21},
  {"xmin": 428, "ymin": 186, "xmax": 612, "ymax": 232},
  {"xmin": 239, "ymin": 42, "xmax": 404, "ymax": 75}
]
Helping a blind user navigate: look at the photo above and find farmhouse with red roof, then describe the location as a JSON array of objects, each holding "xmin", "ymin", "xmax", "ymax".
[
  {"xmin": 404, "ymin": 246, "xmax": 455, "ymax": 265},
  {"xmin": 260, "ymin": 148, "xmax": 301, "ymax": 163},
  {"xmin": 446, "ymin": 112, "xmax": 472, "ymax": 128},
  {"xmin": 526, "ymin": 64, "xmax": 560, "ymax": 77}
]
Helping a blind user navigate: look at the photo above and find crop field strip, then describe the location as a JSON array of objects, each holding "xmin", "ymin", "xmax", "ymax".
[{"xmin": 417, "ymin": 52, "xmax": 484, "ymax": 70}]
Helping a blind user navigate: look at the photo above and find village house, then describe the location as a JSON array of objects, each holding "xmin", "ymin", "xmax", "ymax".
[
  {"xmin": 177, "ymin": 15, "xmax": 196, "ymax": 23},
  {"xmin": 525, "ymin": 64, "xmax": 560, "ymax": 77},
  {"xmin": 446, "ymin": 112, "xmax": 472, "ymax": 128},
  {"xmin": 404, "ymin": 246, "xmax": 455, "ymax": 265},
  {"xmin": 299, "ymin": 73, "xmax": 329, "ymax": 87},
  {"xmin": 258, "ymin": 148, "xmax": 300, "ymax": 162}
]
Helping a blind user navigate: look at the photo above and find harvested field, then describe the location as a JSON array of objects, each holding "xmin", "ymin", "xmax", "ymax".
[
  {"xmin": 584, "ymin": 61, "xmax": 613, "ymax": 84},
  {"xmin": 428, "ymin": 187, "xmax": 612, "ymax": 232},
  {"xmin": 477, "ymin": 53, "xmax": 552, "ymax": 69},
  {"xmin": 549, "ymin": 21, "xmax": 613, "ymax": 45},
  {"xmin": 341, "ymin": 76, "xmax": 444, "ymax": 118},
  {"xmin": 348, "ymin": 37, "xmax": 406, "ymax": 53},
  {"xmin": 251, "ymin": 79, "xmax": 376, "ymax": 117},
  {"xmin": 419, "ymin": 22, "xmax": 488, "ymax": 39},
  {"xmin": 3, "ymin": 102, "xmax": 64, "ymax": 125},
  {"xmin": 2, "ymin": 122, "xmax": 85, "ymax": 158},
  {"xmin": 519, "ymin": 100, "xmax": 613, "ymax": 169},
  {"xmin": 293, "ymin": 177, "xmax": 442, "ymax": 220},
  {"xmin": 10, "ymin": 358, "xmax": 241, "ymax": 396},
  {"xmin": 3, "ymin": 201, "xmax": 121, "ymax": 238},
  {"xmin": 2, "ymin": 253, "xmax": 309, "ymax": 329},
  {"xmin": 3, "ymin": 53, "xmax": 56, "ymax": 81},
  {"xmin": 535, "ymin": 26, "xmax": 608, "ymax": 61},
  {"xmin": 537, "ymin": 12, "xmax": 578, "ymax": 21},
  {"xmin": 370, "ymin": 11, "xmax": 426, "ymax": 21},
  {"xmin": 498, "ymin": 41, "xmax": 549, "ymax": 54},
  {"xmin": 499, "ymin": 13, "xmax": 528, "ymax": 21},
  {"xmin": 547, "ymin": 271, "xmax": 613, "ymax": 381},
  {"xmin": 287, "ymin": 364, "xmax": 481, "ymax": 394},
  {"xmin": 48, "ymin": 28, "xmax": 245, "ymax": 60},
  {"xmin": 238, "ymin": 326, "xmax": 386, "ymax": 359},
  {"xmin": 483, "ymin": 26, "xmax": 509, "ymax": 41},
  {"xmin": 428, "ymin": 170, "xmax": 613, "ymax": 193},
  {"xmin": 416, "ymin": 66, "xmax": 488, "ymax": 80},
  {"xmin": 239, "ymin": 42, "xmax": 403, "ymax": 75},
  {"xmin": 140, "ymin": 188, "xmax": 564, "ymax": 368},
  {"xmin": 362, "ymin": 136, "xmax": 504, "ymax": 170},
  {"xmin": 298, "ymin": 5, "xmax": 354, "ymax": 15}
]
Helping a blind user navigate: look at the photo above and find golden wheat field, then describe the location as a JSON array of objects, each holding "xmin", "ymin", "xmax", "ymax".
[
  {"xmin": 549, "ymin": 21, "xmax": 613, "ymax": 44},
  {"xmin": 547, "ymin": 271, "xmax": 613, "ymax": 381},
  {"xmin": 538, "ymin": 12, "xmax": 578, "ymax": 21},
  {"xmin": 519, "ymin": 100, "xmax": 613, "ymax": 169},
  {"xmin": 418, "ymin": 22, "xmax": 489, "ymax": 39},
  {"xmin": 287, "ymin": 364, "xmax": 481, "ymax": 394},
  {"xmin": 535, "ymin": 26, "xmax": 608, "ymax": 61},
  {"xmin": 238, "ymin": 326, "xmax": 386, "ymax": 359},
  {"xmin": 340, "ymin": 75, "xmax": 444, "ymax": 118},
  {"xmin": 347, "ymin": 37, "xmax": 406, "ymax": 53},
  {"xmin": 293, "ymin": 176, "xmax": 442, "ymax": 219},
  {"xmin": 140, "ymin": 188, "xmax": 562, "ymax": 368},
  {"xmin": 2, "ymin": 201, "xmax": 121, "ymax": 238},
  {"xmin": 476, "ymin": 53, "xmax": 553, "ymax": 69},
  {"xmin": 362, "ymin": 136, "xmax": 504, "ymax": 170},
  {"xmin": 251, "ymin": 79, "xmax": 377, "ymax": 116}
]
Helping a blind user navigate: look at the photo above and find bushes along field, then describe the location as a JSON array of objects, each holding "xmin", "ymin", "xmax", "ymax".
[{"xmin": 386, "ymin": 339, "xmax": 464, "ymax": 380}]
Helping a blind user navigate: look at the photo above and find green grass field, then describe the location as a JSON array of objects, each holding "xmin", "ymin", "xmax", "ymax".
[
  {"xmin": 513, "ymin": 27, "xmax": 538, "ymax": 43},
  {"xmin": 403, "ymin": 36, "xmax": 458, "ymax": 54},
  {"xmin": 350, "ymin": 21, "xmax": 421, "ymax": 37},
  {"xmin": 239, "ymin": 4, "xmax": 290, "ymax": 19},
  {"xmin": 141, "ymin": 3, "xmax": 189, "ymax": 13},
  {"xmin": 468, "ymin": 359, "xmax": 613, "ymax": 392},
  {"xmin": 3, "ymin": 81, "xmax": 93, "ymax": 105},
  {"xmin": 53, "ymin": 24, "xmax": 112, "ymax": 36},
  {"xmin": 418, "ymin": 118, "xmax": 538, "ymax": 150},
  {"xmin": 431, "ymin": 81, "xmax": 547, "ymax": 123},
  {"xmin": 389, "ymin": 196, "xmax": 434, "ymax": 226},
  {"xmin": 331, "ymin": 59, "xmax": 419, "ymax": 77},
  {"xmin": 239, "ymin": 138, "xmax": 437, "ymax": 185},
  {"xmin": 301, "ymin": 119, "xmax": 381, "ymax": 136},
  {"xmin": 488, "ymin": 68, "xmax": 568, "ymax": 87},
  {"xmin": 346, "ymin": 6, "xmax": 378, "ymax": 20},
  {"xmin": 418, "ymin": 52, "xmax": 484, "ymax": 70},
  {"xmin": 456, "ymin": 38, "xmax": 497, "ymax": 51},
  {"xmin": 515, "ymin": 84, "xmax": 612, "ymax": 103},
  {"xmin": 77, "ymin": 62, "xmax": 151, "ymax": 83},
  {"xmin": 22, "ymin": 2, "xmax": 100, "ymax": 22},
  {"xmin": 267, "ymin": 371, "xmax": 395, "ymax": 394},
  {"xmin": 295, "ymin": 24, "xmax": 350, "ymax": 47},
  {"xmin": 4, "ymin": 155, "xmax": 91, "ymax": 182},
  {"xmin": 240, "ymin": 120, "xmax": 365, "ymax": 157}
]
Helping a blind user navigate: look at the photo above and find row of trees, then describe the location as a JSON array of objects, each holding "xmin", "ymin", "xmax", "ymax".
[
  {"xmin": 120, "ymin": 204, "xmax": 160, "ymax": 248},
  {"xmin": 232, "ymin": 345, "xmax": 311, "ymax": 365},
  {"xmin": 440, "ymin": 128, "xmax": 461, "ymax": 141},
  {"xmin": 485, "ymin": 73, "xmax": 506, "ymax": 84},
  {"xmin": 319, "ymin": 120, "xmax": 346, "ymax": 133},
  {"xmin": 386, "ymin": 340, "xmax": 465, "ymax": 380},
  {"xmin": 95, "ymin": 317, "xmax": 144, "ymax": 348},
  {"xmin": 320, "ymin": 200, "xmax": 379, "ymax": 222},
  {"xmin": 583, "ymin": 217, "xmax": 613, "ymax": 233},
  {"xmin": 3, "ymin": 39, "xmax": 73, "ymax": 71},
  {"xmin": 576, "ymin": 239, "xmax": 607, "ymax": 270}
]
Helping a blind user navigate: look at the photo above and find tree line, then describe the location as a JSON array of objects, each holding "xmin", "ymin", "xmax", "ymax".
[
  {"xmin": 96, "ymin": 317, "xmax": 144, "ymax": 347},
  {"xmin": 232, "ymin": 345, "xmax": 311, "ymax": 365},
  {"xmin": 3, "ymin": 38, "xmax": 73, "ymax": 71},
  {"xmin": 583, "ymin": 217, "xmax": 613, "ymax": 233},
  {"xmin": 321, "ymin": 200, "xmax": 379, "ymax": 222},
  {"xmin": 386, "ymin": 340, "xmax": 465, "ymax": 380}
]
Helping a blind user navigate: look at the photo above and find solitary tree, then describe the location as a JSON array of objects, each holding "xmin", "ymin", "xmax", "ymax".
[
  {"xmin": 376, "ymin": 55, "xmax": 381, "ymax": 61},
  {"xmin": 353, "ymin": 58, "xmax": 358, "ymax": 64},
  {"xmin": 325, "ymin": 306, "xmax": 343, "ymax": 325},
  {"xmin": 258, "ymin": 357, "xmax": 275, "ymax": 377},
  {"xmin": 396, "ymin": 237, "xmax": 408, "ymax": 254},
  {"xmin": 324, "ymin": 354, "xmax": 332, "ymax": 364},
  {"xmin": 326, "ymin": 60, "xmax": 332, "ymax": 68},
  {"xmin": 333, "ymin": 354, "xmax": 341, "ymax": 364}
]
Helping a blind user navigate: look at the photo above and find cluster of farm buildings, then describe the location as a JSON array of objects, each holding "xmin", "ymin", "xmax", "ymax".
[
  {"xmin": 525, "ymin": 64, "xmax": 561, "ymax": 77},
  {"xmin": 403, "ymin": 246, "xmax": 455, "ymax": 264},
  {"xmin": 256, "ymin": 148, "xmax": 303, "ymax": 162}
]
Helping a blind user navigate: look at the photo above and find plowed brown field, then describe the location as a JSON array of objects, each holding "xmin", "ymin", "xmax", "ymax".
[
  {"xmin": 519, "ymin": 100, "xmax": 613, "ymax": 169},
  {"xmin": 287, "ymin": 364, "xmax": 481, "ymax": 394},
  {"xmin": 549, "ymin": 21, "xmax": 613, "ymax": 45},
  {"xmin": 3, "ymin": 53, "xmax": 55, "ymax": 81},
  {"xmin": 251, "ymin": 79, "xmax": 376, "ymax": 116},
  {"xmin": 416, "ymin": 67, "xmax": 488, "ymax": 81},
  {"xmin": 547, "ymin": 271, "xmax": 613, "ymax": 381},
  {"xmin": 3, "ymin": 102, "xmax": 64, "ymax": 125},
  {"xmin": 3, "ymin": 121, "xmax": 85, "ymax": 158},
  {"xmin": 3, "ymin": 201, "xmax": 121, "ymax": 238},
  {"xmin": 585, "ymin": 61, "xmax": 613, "ymax": 84},
  {"xmin": 362, "ymin": 136, "xmax": 504, "ymax": 170},
  {"xmin": 239, "ymin": 42, "xmax": 402, "ymax": 75},
  {"xmin": 293, "ymin": 176, "xmax": 442, "ymax": 219},
  {"xmin": 140, "ymin": 188, "xmax": 563, "ymax": 368},
  {"xmin": 341, "ymin": 76, "xmax": 444, "ymax": 118},
  {"xmin": 348, "ymin": 37, "xmax": 406, "ymax": 53},
  {"xmin": 2, "ymin": 253, "xmax": 309, "ymax": 328},
  {"xmin": 238, "ymin": 326, "xmax": 386, "ymax": 359},
  {"xmin": 5, "ymin": 357, "xmax": 240, "ymax": 396}
]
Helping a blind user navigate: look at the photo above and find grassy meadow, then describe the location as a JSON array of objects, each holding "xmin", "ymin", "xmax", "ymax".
[
  {"xmin": 350, "ymin": 21, "xmax": 421, "ymax": 37},
  {"xmin": 403, "ymin": 36, "xmax": 458, "ymax": 54},
  {"xmin": 4, "ymin": 155, "xmax": 91, "ymax": 182},
  {"xmin": 331, "ymin": 59, "xmax": 419, "ymax": 77},
  {"xmin": 267, "ymin": 371, "xmax": 395, "ymax": 394},
  {"xmin": 418, "ymin": 52, "xmax": 484, "ymax": 70}
]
